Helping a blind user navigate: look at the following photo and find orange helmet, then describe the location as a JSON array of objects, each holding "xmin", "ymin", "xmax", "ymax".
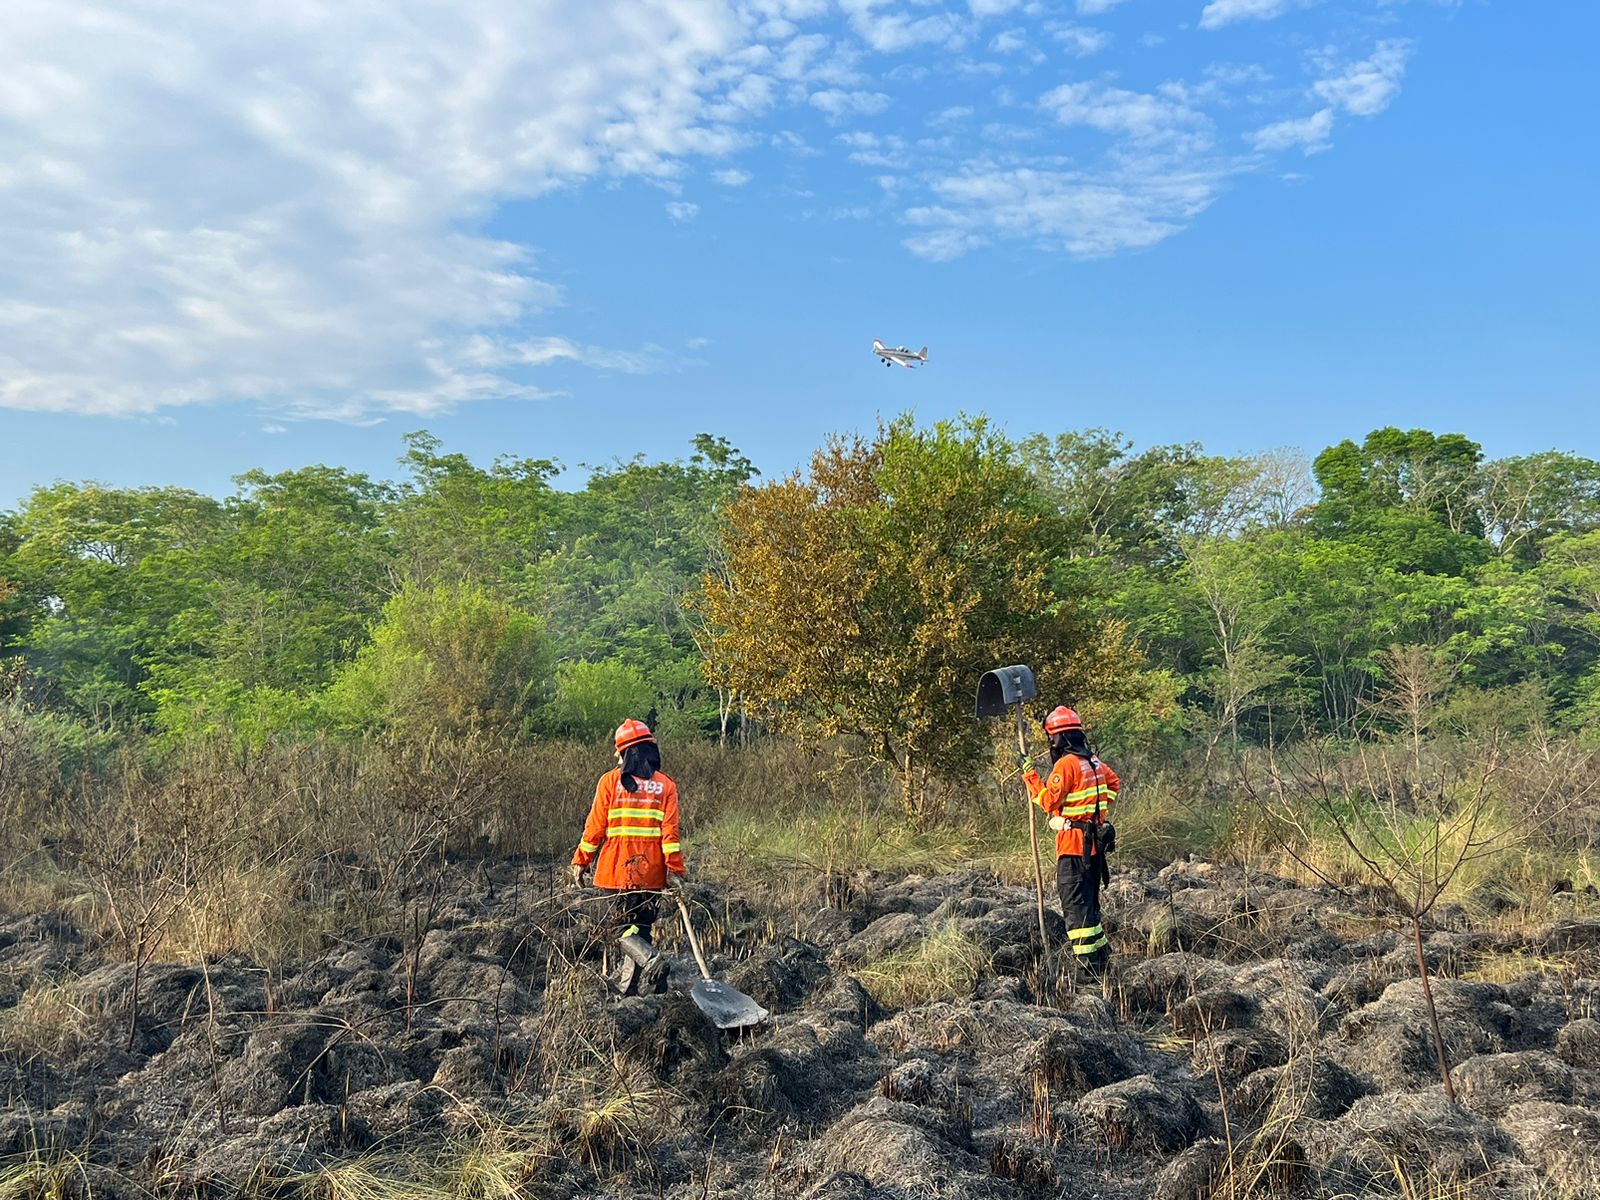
[
  {"xmin": 1043, "ymin": 706, "xmax": 1082, "ymax": 735},
  {"xmin": 614, "ymin": 718, "xmax": 655, "ymax": 752}
]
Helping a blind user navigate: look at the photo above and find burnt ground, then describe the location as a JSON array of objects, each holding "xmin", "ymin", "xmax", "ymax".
[{"xmin": 3, "ymin": 858, "xmax": 1599, "ymax": 1199}]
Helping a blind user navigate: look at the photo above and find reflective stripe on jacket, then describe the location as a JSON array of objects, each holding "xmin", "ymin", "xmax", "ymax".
[
  {"xmin": 572, "ymin": 768, "xmax": 685, "ymax": 890},
  {"xmin": 1024, "ymin": 754, "xmax": 1120, "ymax": 858}
]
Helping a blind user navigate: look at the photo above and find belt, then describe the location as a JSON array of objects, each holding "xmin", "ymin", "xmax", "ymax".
[{"xmin": 1067, "ymin": 819, "xmax": 1110, "ymax": 882}]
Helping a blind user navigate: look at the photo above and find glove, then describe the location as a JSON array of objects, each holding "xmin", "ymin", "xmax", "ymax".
[
  {"xmin": 1100, "ymin": 822, "xmax": 1117, "ymax": 853},
  {"xmin": 568, "ymin": 863, "xmax": 585, "ymax": 887},
  {"xmin": 662, "ymin": 873, "xmax": 683, "ymax": 895},
  {"xmin": 1016, "ymin": 750, "xmax": 1035, "ymax": 774},
  {"xmin": 1047, "ymin": 815, "xmax": 1068, "ymax": 833}
]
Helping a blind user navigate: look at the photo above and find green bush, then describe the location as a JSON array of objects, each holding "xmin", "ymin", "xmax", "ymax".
[
  {"xmin": 323, "ymin": 582, "xmax": 544, "ymax": 739},
  {"xmin": 536, "ymin": 658, "xmax": 652, "ymax": 741}
]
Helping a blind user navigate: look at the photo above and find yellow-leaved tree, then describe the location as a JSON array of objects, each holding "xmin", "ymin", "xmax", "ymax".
[{"xmin": 698, "ymin": 415, "xmax": 1152, "ymax": 817}]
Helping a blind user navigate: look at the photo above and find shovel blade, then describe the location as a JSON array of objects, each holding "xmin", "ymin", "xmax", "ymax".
[
  {"xmin": 690, "ymin": 979, "xmax": 769, "ymax": 1029},
  {"xmin": 976, "ymin": 664, "xmax": 1036, "ymax": 717}
]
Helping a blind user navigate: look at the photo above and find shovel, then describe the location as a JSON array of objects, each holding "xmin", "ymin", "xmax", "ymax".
[
  {"xmin": 976, "ymin": 664, "xmax": 1053, "ymax": 975},
  {"xmin": 671, "ymin": 892, "xmax": 769, "ymax": 1030}
]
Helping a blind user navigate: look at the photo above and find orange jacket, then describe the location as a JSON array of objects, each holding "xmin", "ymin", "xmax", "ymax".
[
  {"xmin": 1025, "ymin": 753, "xmax": 1120, "ymax": 858},
  {"xmin": 572, "ymin": 768, "xmax": 685, "ymax": 890}
]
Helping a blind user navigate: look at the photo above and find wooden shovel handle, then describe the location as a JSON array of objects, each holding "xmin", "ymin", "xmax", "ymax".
[
  {"xmin": 671, "ymin": 892, "xmax": 715, "ymax": 981},
  {"xmin": 1015, "ymin": 704, "xmax": 1054, "ymax": 976}
]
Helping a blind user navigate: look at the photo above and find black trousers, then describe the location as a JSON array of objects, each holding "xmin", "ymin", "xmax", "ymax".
[
  {"xmin": 609, "ymin": 889, "xmax": 660, "ymax": 942},
  {"xmin": 1057, "ymin": 854, "xmax": 1110, "ymax": 967}
]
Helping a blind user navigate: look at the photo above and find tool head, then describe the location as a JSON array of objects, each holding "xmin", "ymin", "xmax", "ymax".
[
  {"xmin": 690, "ymin": 979, "xmax": 770, "ymax": 1029},
  {"xmin": 976, "ymin": 665, "xmax": 1036, "ymax": 717}
]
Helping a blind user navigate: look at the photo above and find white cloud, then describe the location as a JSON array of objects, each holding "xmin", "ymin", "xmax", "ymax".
[
  {"xmin": 905, "ymin": 160, "xmax": 1230, "ymax": 259},
  {"xmin": 0, "ymin": 0, "xmax": 782, "ymax": 420},
  {"xmin": 1247, "ymin": 107, "xmax": 1334, "ymax": 152},
  {"xmin": 839, "ymin": 130, "xmax": 912, "ymax": 167},
  {"xmin": 810, "ymin": 88, "xmax": 893, "ymax": 120},
  {"xmin": 839, "ymin": 0, "xmax": 969, "ymax": 53},
  {"xmin": 902, "ymin": 226, "xmax": 984, "ymax": 262},
  {"xmin": 1313, "ymin": 39, "xmax": 1412, "ymax": 116},
  {"xmin": 1041, "ymin": 81, "xmax": 1208, "ymax": 146},
  {"xmin": 1206, "ymin": 62, "xmax": 1273, "ymax": 86},
  {"xmin": 260, "ymin": 423, "xmax": 288, "ymax": 434},
  {"xmin": 462, "ymin": 334, "xmax": 682, "ymax": 374},
  {"xmin": 905, "ymin": 62, "xmax": 1259, "ymax": 262},
  {"xmin": 1052, "ymin": 23, "xmax": 1113, "ymax": 57},
  {"xmin": 989, "ymin": 28, "xmax": 1029, "ymax": 53},
  {"xmin": 0, "ymin": 0, "xmax": 1444, "ymax": 421},
  {"xmin": 1199, "ymin": 0, "xmax": 1304, "ymax": 31}
]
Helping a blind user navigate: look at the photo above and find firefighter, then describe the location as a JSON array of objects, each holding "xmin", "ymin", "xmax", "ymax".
[
  {"xmin": 569, "ymin": 718, "xmax": 686, "ymax": 995},
  {"xmin": 1020, "ymin": 706, "xmax": 1119, "ymax": 974}
]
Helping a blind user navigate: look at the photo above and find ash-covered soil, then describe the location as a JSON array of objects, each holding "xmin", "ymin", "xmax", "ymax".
[{"xmin": 3, "ymin": 859, "xmax": 1599, "ymax": 1198}]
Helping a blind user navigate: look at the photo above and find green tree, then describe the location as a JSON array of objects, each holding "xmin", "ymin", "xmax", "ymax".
[
  {"xmin": 1023, "ymin": 430, "xmax": 1266, "ymax": 566},
  {"xmin": 322, "ymin": 582, "xmax": 543, "ymax": 739},
  {"xmin": 1178, "ymin": 531, "xmax": 1299, "ymax": 754},
  {"xmin": 702, "ymin": 415, "xmax": 1152, "ymax": 814},
  {"xmin": 1530, "ymin": 531, "xmax": 1600, "ymax": 723},
  {"xmin": 1476, "ymin": 451, "xmax": 1600, "ymax": 563},
  {"xmin": 143, "ymin": 466, "xmax": 392, "ymax": 734},
  {"xmin": 6, "ymin": 484, "xmax": 224, "ymax": 722},
  {"xmin": 1312, "ymin": 427, "xmax": 1488, "ymax": 574},
  {"xmin": 389, "ymin": 431, "xmax": 558, "ymax": 588},
  {"xmin": 541, "ymin": 434, "xmax": 756, "ymax": 732}
]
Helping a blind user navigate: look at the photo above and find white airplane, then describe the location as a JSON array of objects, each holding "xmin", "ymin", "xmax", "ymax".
[{"xmin": 872, "ymin": 339, "xmax": 929, "ymax": 369}]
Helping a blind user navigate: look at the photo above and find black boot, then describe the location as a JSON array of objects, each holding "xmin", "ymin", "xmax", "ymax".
[{"xmin": 639, "ymin": 955, "xmax": 670, "ymax": 994}]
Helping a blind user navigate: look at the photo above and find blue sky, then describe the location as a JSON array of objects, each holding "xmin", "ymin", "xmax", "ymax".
[{"xmin": 1, "ymin": 0, "xmax": 1595, "ymax": 505}]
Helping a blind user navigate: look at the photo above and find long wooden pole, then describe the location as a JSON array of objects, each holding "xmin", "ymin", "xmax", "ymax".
[
  {"xmin": 1015, "ymin": 704, "xmax": 1053, "ymax": 978},
  {"xmin": 673, "ymin": 893, "xmax": 715, "ymax": 982}
]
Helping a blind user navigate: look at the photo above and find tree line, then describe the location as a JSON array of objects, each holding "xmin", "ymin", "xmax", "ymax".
[{"xmin": 3, "ymin": 418, "xmax": 1598, "ymax": 792}]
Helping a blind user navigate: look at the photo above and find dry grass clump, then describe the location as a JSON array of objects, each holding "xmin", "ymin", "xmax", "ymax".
[
  {"xmin": 1375, "ymin": 1162, "xmax": 1478, "ymax": 1200},
  {"xmin": 0, "ymin": 977, "xmax": 106, "ymax": 1060},
  {"xmin": 301, "ymin": 1162, "xmax": 443, "ymax": 1200},
  {"xmin": 292, "ymin": 1071, "xmax": 668, "ymax": 1197},
  {"xmin": 158, "ymin": 860, "xmax": 347, "ymax": 967},
  {"xmin": 0, "ymin": 853, "xmax": 97, "ymax": 923},
  {"xmin": 288, "ymin": 970, "xmax": 674, "ymax": 1199},
  {"xmin": 299, "ymin": 1108, "xmax": 557, "ymax": 1200},
  {"xmin": 1458, "ymin": 948, "xmax": 1577, "ymax": 985},
  {"xmin": 0, "ymin": 1146, "xmax": 93, "ymax": 1200},
  {"xmin": 855, "ymin": 920, "xmax": 988, "ymax": 1010}
]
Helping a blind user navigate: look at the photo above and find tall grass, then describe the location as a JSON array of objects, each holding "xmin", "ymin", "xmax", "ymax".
[
  {"xmin": 0, "ymin": 976, "xmax": 107, "ymax": 1059},
  {"xmin": 0, "ymin": 1149, "xmax": 93, "ymax": 1200},
  {"xmin": 1, "ymin": 714, "xmax": 1594, "ymax": 979}
]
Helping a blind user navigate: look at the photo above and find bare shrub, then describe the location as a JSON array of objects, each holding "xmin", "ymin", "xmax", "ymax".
[
  {"xmin": 1249, "ymin": 734, "xmax": 1592, "ymax": 1103},
  {"xmin": 60, "ymin": 736, "xmax": 307, "ymax": 1047}
]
